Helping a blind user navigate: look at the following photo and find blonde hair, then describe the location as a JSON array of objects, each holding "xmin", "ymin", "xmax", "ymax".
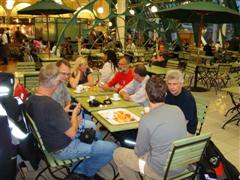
[
  {"xmin": 74, "ymin": 56, "xmax": 88, "ymax": 70},
  {"xmin": 39, "ymin": 64, "xmax": 59, "ymax": 88}
]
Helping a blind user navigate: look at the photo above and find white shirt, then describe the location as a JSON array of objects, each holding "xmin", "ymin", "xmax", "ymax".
[
  {"xmin": 120, "ymin": 75, "xmax": 150, "ymax": 107},
  {"xmin": 126, "ymin": 43, "xmax": 136, "ymax": 50},
  {"xmin": 99, "ymin": 62, "xmax": 117, "ymax": 83},
  {"xmin": 2, "ymin": 33, "xmax": 8, "ymax": 45}
]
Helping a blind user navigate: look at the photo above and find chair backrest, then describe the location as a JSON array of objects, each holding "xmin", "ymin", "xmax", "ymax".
[
  {"xmin": 164, "ymin": 133, "xmax": 211, "ymax": 180},
  {"xmin": 183, "ymin": 63, "xmax": 196, "ymax": 89},
  {"xmin": 166, "ymin": 59, "xmax": 179, "ymax": 69},
  {"xmin": 229, "ymin": 72, "xmax": 240, "ymax": 87},
  {"xmin": 217, "ymin": 64, "xmax": 232, "ymax": 77},
  {"xmin": 23, "ymin": 73, "xmax": 39, "ymax": 93},
  {"xmin": 195, "ymin": 97, "xmax": 209, "ymax": 135},
  {"xmin": 17, "ymin": 62, "xmax": 36, "ymax": 72}
]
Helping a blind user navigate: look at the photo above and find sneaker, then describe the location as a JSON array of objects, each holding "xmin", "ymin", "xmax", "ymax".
[{"xmin": 93, "ymin": 174, "xmax": 105, "ymax": 180}]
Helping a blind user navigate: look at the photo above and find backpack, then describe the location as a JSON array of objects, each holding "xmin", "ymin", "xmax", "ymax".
[
  {"xmin": 2, "ymin": 97, "xmax": 41, "ymax": 170},
  {"xmin": 198, "ymin": 140, "xmax": 239, "ymax": 180}
]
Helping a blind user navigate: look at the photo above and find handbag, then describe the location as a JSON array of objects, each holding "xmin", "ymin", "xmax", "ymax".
[{"xmin": 79, "ymin": 128, "xmax": 96, "ymax": 144}]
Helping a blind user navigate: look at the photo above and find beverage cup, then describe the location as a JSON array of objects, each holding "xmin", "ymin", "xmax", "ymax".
[
  {"xmin": 113, "ymin": 93, "xmax": 119, "ymax": 100},
  {"xmin": 89, "ymin": 95, "xmax": 95, "ymax": 101},
  {"xmin": 107, "ymin": 110, "xmax": 114, "ymax": 120},
  {"xmin": 76, "ymin": 85, "xmax": 83, "ymax": 92}
]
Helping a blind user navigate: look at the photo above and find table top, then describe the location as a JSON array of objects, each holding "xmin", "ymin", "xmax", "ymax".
[
  {"xmin": 76, "ymin": 95, "xmax": 139, "ymax": 113},
  {"xmin": 145, "ymin": 65, "xmax": 169, "ymax": 75},
  {"xmin": 91, "ymin": 106, "xmax": 144, "ymax": 132},
  {"xmin": 222, "ymin": 86, "xmax": 240, "ymax": 95},
  {"xmin": 69, "ymin": 86, "xmax": 114, "ymax": 98},
  {"xmin": 37, "ymin": 53, "xmax": 63, "ymax": 62}
]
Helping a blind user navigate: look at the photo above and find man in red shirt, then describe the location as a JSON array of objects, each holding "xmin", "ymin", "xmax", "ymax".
[{"xmin": 99, "ymin": 56, "xmax": 133, "ymax": 92}]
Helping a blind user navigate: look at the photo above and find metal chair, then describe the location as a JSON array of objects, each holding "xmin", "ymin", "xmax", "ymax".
[
  {"xmin": 163, "ymin": 133, "xmax": 211, "ymax": 180},
  {"xmin": 195, "ymin": 97, "xmax": 209, "ymax": 135},
  {"xmin": 166, "ymin": 59, "xmax": 179, "ymax": 69},
  {"xmin": 24, "ymin": 112, "xmax": 88, "ymax": 180},
  {"xmin": 183, "ymin": 63, "xmax": 196, "ymax": 90}
]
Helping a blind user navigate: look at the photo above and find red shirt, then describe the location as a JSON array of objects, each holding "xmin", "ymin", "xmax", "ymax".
[{"xmin": 107, "ymin": 69, "xmax": 133, "ymax": 92}]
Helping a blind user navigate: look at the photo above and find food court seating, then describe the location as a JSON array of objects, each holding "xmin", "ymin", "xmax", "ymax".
[
  {"xmin": 208, "ymin": 64, "xmax": 232, "ymax": 93},
  {"xmin": 195, "ymin": 97, "xmax": 209, "ymax": 135},
  {"xmin": 145, "ymin": 133, "xmax": 211, "ymax": 180},
  {"xmin": 183, "ymin": 63, "xmax": 196, "ymax": 90},
  {"xmin": 23, "ymin": 73, "xmax": 39, "ymax": 93},
  {"xmin": 24, "ymin": 112, "xmax": 88, "ymax": 180},
  {"xmin": 166, "ymin": 59, "xmax": 179, "ymax": 69},
  {"xmin": 16, "ymin": 62, "xmax": 36, "ymax": 72}
]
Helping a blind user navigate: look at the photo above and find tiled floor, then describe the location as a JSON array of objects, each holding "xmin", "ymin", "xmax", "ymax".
[{"xmin": 2, "ymin": 60, "xmax": 239, "ymax": 179}]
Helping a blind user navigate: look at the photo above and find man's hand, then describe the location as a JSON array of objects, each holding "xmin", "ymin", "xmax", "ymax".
[{"xmin": 72, "ymin": 103, "xmax": 81, "ymax": 117}]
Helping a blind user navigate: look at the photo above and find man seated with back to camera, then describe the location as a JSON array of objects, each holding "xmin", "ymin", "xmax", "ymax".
[
  {"xmin": 165, "ymin": 70, "xmax": 198, "ymax": 135},
  {"xmin": 24, "ymin": 64, "xmax": 117, "ymax": 180},
  {"xmin": 98, "ymin": 56, "xmax": 133, "ymax": 92},
  {"xmin": 113, "ymin": 76, "xmax": 187, "ymax": 180}
]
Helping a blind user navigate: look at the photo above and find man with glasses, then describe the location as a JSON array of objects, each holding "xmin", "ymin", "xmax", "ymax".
[
  {"xmin": 52, "ymin": 60, "xmax": 72, "ymax": 112},
  {"xmin": 99, "ymin": 56, "xmax": 133, "ymax": 92}
]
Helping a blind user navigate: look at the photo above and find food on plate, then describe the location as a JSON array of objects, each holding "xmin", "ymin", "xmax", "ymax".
[{"xmin": 114, "ymin": 111, "xmax": 134, "ymax": 122}]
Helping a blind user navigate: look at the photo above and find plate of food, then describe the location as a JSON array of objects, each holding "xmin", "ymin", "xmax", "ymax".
[{"xmin": 97, "ymin": 108, "xmax": 140, "ymax": 125}]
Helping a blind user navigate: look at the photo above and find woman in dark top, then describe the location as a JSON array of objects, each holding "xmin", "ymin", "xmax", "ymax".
[{"xmin": 69, "ymin": 57, "xmax": 95, "ymax": 88}]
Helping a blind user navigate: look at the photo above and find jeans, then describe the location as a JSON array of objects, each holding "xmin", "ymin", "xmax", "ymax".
[{"xmin": 54, "ymin": 120, "xmax": 116, "ymax": 176}]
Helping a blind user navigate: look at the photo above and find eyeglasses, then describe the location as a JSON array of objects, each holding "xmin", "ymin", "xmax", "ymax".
[
  {"xmin": 60, "ymin": 72, "xmax": 70, "ymax": 76},
  {"xmin": 118, "ymin": 63, "xmax": 127, "ymax": 66}
]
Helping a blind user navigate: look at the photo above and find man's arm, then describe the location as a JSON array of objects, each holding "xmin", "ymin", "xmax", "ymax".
[
  {"xmin": 98, "ymin": 73, "xmax": 119, "ymax": 92},
  {"xmin": 64, "ymin": 103, "xmax": 81, "ymax": 138},
  {"xmin": 134, "ymin": 119, "xmax": 150, "ymax": 156}
]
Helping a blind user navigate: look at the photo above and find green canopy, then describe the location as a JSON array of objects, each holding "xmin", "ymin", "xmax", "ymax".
[
  {"xmin": 157, "ymin": 1, "xmax": 240, "ymax": 54},
  {"xmin": 17, "ymin": 0, "xmax": 74, "ymax": 15},
  {"xmin": 18, "ymin": 0, "xmax": 74, "ymax": 57},
  {"xmin": 157, "ymin": 1, "xmax": 240, "ymax": 24}
]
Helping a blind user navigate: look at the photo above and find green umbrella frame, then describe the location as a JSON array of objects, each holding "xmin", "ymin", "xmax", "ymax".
[{"xmin": 18, "ymin": 0, "xmax": 75, "ymax": 58}]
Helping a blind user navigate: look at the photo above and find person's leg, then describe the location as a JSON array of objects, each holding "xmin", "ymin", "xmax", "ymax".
[
  {"xmin": 54, "ymin": 139, "xmax": 116, "ymax": 177},
  {"xmin": 75, "ymin": 140, "xmax": 117, "ymax": 176},
  {"xmin": 113, "ymin": 147, "xmax": 163, "ymax": 180},
  {"xmin": 113, "ymin": 147, "xmax": 142, "ymax": 180}
]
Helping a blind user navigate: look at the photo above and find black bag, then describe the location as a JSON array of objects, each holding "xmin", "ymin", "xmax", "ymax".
[
  {"xmin": 79, "ymin": 128, "xmax": 96, "ymax": 144},
  {"xmin": 198, "ymin": 140, "xmax": 239, "ymax": 180}
]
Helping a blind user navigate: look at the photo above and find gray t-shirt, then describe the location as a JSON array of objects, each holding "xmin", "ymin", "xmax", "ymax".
[
  {"xmin": 25, "ymin": 95, "xmax": 71, "ymax": 152},
  {"xmin": 134, "ymin": 104, "xmax": 187, "ymax": 176},
  {"xmin": 52, "ymin": 82, "xmax": 71, "ymax": 108}
]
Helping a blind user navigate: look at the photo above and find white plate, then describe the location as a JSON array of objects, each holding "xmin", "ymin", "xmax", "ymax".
[
  {"xmin": 110, "ymin": 97, "xmax": 121, "ymax": 101},
  {"xmin": 97, "ymin": 108, "xmax": 140, "ymax": 125}
]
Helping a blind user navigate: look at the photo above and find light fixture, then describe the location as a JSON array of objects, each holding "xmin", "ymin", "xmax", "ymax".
[
  {"xmin": 129, "ymin": 9, "xmax": 135, "ymax": 15},
  {"xmin": 146, "ymin": 3, "xmax": 151, "ymax": 7},
  {"xmin": 6, "ymin": 0, "xmax": 14, "ymax": 10},
  {"xmin": 150, "ymin": 5, "xmax": 158, "ymax": 13},
  {"xmin": 108, "ymin": 21, "xmax": 112, "ymax": 27},
  {"xmin": 54, "ymin": 0, "xmax": 62, "ymax": 4},
  {"xmin": 97, "ymin": 6, "xmax": 104, "ymax": 14}
]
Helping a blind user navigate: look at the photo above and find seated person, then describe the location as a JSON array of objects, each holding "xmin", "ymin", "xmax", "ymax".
[
  {"xmin": 52, "ymin": 60, "xmax": 71, "ymax": 111},
  {"xmin": 119, "ymin": 63, "xmax": 149, "ymax": 107},
  {"xmin": 98, "ymin": 50, "xmax": 118, "ymax": 83},
  {"xmin": 165, "ymin": 70, "xmax": 197, "ymax": 135},
  {"xmin": 69, "ymin": 57, "xmax": 95, "ymax": 88},
  {"xmin": 126, "ymin": 38, "xmax": 136, "ymax": 50},
  {"xmin": 24, "ymin": 64, "xmax": 116, "ymax": 179},
  {"xmin": 113, "ymin": 76, "xmax": 187, "ymax": 179},
  {"xmin": 98, "ymin": 56, "xmax": 133, "ymax": 92}
]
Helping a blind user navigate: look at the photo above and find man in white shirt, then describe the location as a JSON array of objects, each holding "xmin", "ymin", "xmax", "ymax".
[
  {"xmin": 126, "ymin": 38, "xmax": 136, "ymax": 50},
  {"xmin": 119, "ymin": 63, "xmax": 149, "ymax": 107}
]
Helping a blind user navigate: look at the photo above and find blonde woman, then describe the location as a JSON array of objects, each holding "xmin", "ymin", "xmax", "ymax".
[{"xmin": 69, "ymin": 57, "xmax": 95, "ymax": 88}]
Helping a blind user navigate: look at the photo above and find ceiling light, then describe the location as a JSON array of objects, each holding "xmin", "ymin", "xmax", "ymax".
[
  {"xmin": 150, "ymin": 5, "xmax": 158, "ymax": 13},
  {"xmin": 146, "ymin": 3, "xmax": 151, "ymax": 7},
  {"xmin": 108, "ymin": 22, "xmax": 112, "ymax": 27},
  {"xmin": 129, "ymin": 9, "xmax": 135, "ymax": 15},
  {"xmin": 97, "ymin": 6, "xmax": 104, "ymax": 14}
]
